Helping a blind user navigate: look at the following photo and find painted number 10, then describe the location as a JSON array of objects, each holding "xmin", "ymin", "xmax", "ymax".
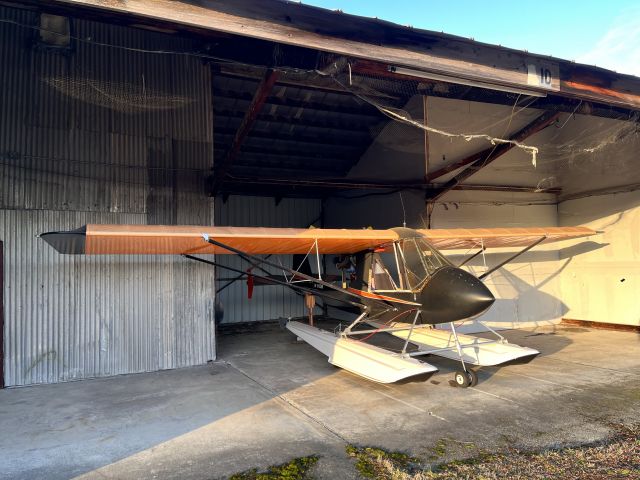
[{"xmin": 539, "ymin": 67, "xmax": 552, "ymax": 85}]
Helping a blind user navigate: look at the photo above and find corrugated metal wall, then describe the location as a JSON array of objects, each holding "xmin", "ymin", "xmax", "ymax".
[
  {"xmin": 0, "ymin": 6, "xmax": 216, "ymax": 386},
  {"xmin": 1, "ymin": 210, "xmax": 217, "ymax": 385},
  {"xmin": 215, "ymin": 196, "xmax": 322, "ymax": 323}
]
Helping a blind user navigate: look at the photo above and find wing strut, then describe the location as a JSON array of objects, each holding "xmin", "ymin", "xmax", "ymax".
[
  {"xmin": 202, "ymin": 234, "xmax": 393, "ymax": 310},
  {"xmin": 458, "ymin": 246, "xmax": 486, "ymax": 268},
  {"xmin": 478, "ymin": 236, "xmax": 546, "ymax": 280},
  {"xmin": 215, "ymin": 254, "xmax": 273, "ymax": 294},
  {"xmin": 183, "ymin": 254, "xmax": 364, "ymax": 308}
]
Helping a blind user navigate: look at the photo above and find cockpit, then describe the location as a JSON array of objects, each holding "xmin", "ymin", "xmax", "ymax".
[{"xmin": 369, "ymin": 237, "xmax": 452, "ymax": 293}]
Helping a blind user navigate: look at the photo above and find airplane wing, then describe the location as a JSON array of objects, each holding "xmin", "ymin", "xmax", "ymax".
[
  {"xmin": 40, "ymin": 225, "xmax": 398, "ymax": 255},
  {"xmin": 417, "ymin": 226, "xmax": 596, "ymax": 250},
  {"xmin": 40, "ymin": 224, "xmax": 595, "ymax": 255}
]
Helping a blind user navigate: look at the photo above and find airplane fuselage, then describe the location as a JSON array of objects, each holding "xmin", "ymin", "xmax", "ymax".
[{"xmin": 350, "ymin": 227, "xmax": 495, "ymax": 324}]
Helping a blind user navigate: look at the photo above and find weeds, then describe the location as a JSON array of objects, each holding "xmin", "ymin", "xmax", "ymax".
[
  {"xmin": 228, "ymin": 424, "xmax": 639, "ymax": 480},
  {"xmin": 345, "ymin": 444, "xmax": 423, "ymax": 479},
  {"xmin": 345, "ymin": 423, "xmax": 639, "ymax": 480},
  {"xmin": 228, "ymin": 455, "xmax": 319, "ymax": 480}
]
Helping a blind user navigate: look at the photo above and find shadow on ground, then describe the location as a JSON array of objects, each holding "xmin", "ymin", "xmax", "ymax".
[{"xmin": 1, "ymin": 322, "xmax": 638, "ymax": 480}]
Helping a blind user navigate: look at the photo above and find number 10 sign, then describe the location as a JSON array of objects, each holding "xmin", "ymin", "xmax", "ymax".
[{"xmin": 527, "ymin": 63, "xmax": 560, "ymax": 91}]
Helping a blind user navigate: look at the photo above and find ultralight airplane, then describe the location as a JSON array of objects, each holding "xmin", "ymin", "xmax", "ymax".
[{"xmin": 41, "ymin": 224, "xmax": 595, "ymax": 387}]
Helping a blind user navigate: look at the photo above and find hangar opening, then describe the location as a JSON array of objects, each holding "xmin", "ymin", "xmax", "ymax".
[{"xmin": 1, "ymin": 0, "xmax": 639, "ymax": 387}]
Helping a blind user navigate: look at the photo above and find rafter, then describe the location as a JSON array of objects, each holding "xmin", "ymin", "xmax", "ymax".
[
  {"xmin": 210, "ymin": 68, "xmax": 280, "ymax": 196},
  {"xmin": 215, "ymin": 88, "xmax": 382, "ymax": 118},
  {"xmin": 425, "ymin": 112, "xmax": 561, "ymax": 203}
]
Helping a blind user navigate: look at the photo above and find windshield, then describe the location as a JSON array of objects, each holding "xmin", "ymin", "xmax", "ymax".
[
  {"xmin": 418, "ymin": 238, "xmax": 450, "ymax": 273},
  {"xmin": 397, "ymin": 237, "xmax": 451, "ymax": 290}
]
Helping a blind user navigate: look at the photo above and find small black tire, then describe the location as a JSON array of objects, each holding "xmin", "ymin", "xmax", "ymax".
[
  {"xmin": 467, "ymin": 369, "xmax": 478, "ymax": 387},
  {"xmin": 454, "ymin": 370, "xmax": 471, "ymax": 388}
]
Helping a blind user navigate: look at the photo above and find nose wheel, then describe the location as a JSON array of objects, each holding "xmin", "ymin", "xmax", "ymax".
[{"xmin": 454, "ymin": 369, "xmax": 478, "ymax": 388}]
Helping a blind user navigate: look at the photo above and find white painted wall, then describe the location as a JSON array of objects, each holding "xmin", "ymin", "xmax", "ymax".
[
  {"xmin": 553, "ymin": 110, "xmax": 640, "ymax": 327},
  {"xmin": 325, "ymin": 95, "xmax": 640, "ymax": 329},
  {"xmin": 558, "ymin": 191, "xmax": 640, "ymax": 326},
  {"xmin": 428, "ymin": 192, "xmax": 564, "ymax": 332},
  {"xmin": 325, "ymin": 190, "xmax": 566, "ymax": 331}
]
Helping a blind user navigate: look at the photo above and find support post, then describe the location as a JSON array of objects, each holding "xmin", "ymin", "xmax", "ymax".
[
  {"xmin": 305, "ymin": 293, "xmax": 316, "ymax": 326},
  {"xmin": 423, "ymin": 95, "xmax": 434, "ymax": 229},
  {"xmin": 423, "ymin": 95, "xmax": 430, "ymax": 182},
  {"xmin": 0, "ymin": 241, "xmax": 4, "ymax": 389}
]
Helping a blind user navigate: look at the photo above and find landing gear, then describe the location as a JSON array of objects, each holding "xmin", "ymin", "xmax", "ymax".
[
  {"xmin": 449, "ymin": 321, "xmax": 478, "ymax": 388},
  {"xmin": 467, "ymin": 369, "xmax": 478, "ymax": 387},
  {"xmin": 454, "ymin": 369, "xmax": 477, "ymax": 388},
  {"xmin": 454, "ymin": 370, "xmax": 470, "ymax": 388}
]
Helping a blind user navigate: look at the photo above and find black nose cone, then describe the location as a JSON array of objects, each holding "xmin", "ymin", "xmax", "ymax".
[{"xmin": 419, "ymin": 266, "xmax": 495, "ymax": 324}]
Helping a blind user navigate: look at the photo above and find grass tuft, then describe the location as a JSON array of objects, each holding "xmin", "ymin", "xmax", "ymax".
[
  {"xmin": 346, "ymin": 444, "xmax": 423, "ymax": 479},
  {"xmin": 229, "ymin": 455, "xmax": 319, "ymax": 480}
]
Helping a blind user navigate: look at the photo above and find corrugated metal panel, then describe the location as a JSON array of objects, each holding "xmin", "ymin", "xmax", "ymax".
[
  {"xmin": 215, "ymin": 196, "xmax": 321, "ymax": 323},
  {"xmin": 0, "ymin": 210, "xmax": 216, "ymax": 386},
  {"xmin": 0, "ymin": 6, "xmax": 213, "ymax": 214},
  {"xmin": 0, "ymin": 5, "xmax": 216, "ymax": 386}
]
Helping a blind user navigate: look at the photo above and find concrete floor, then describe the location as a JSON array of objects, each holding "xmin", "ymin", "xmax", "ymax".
[{"xmin": 1, "ymin": 323, "xmax": 639, "ymax": 480}]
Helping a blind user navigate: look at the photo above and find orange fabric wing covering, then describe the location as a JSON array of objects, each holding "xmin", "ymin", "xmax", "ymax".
[
  {"xmin": 40, "ymin": 224, "xmax": 596, "ymax": 255},
  {"xmin": 42, "ymin": 225, "xmax": 399, "ymax": 255},
  {"xmin": 418, "ymin": 226, "xmax": 596, "ymax": 250}
]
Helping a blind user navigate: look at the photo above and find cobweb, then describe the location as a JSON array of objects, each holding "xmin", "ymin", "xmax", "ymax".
[
  {"xmin": 312, "ymin": 61, "xmax": 640, "ymax": 198},
  {"xmin": 43, "ymin": 75, "xmax": 194, "ymax": 113},
  {"xmin": 322, "ymin": 65, "xmax": 541, "ymax": 165}
]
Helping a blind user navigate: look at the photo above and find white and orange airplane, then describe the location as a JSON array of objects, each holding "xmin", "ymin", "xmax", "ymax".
[{"xmin": 41, "ymin": 224, "xmax": 595, "ymax": 386}]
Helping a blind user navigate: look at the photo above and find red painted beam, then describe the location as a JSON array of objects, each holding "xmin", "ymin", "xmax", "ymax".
[
  {"xmin": 426, "ymin": 111, "xmax": 561, "ymax": 184},
  {"xmin": 426, "ymin": 112, "xmax": 560, "ymax": 202},
  {"xmin": 211, "ymin": 68, "xmax": 280, "ymax": 195}
]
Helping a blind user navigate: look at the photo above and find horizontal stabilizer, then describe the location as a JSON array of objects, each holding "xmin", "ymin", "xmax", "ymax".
[{"xmin": 286, "ymin": 321, "xmax": 437, "ymax": 383}]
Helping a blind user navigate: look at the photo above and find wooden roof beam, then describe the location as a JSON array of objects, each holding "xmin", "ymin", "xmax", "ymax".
[
  {"xmin": 214, "ymin": 127, "xmax": 371, "ymax": 146},
  {"xmin": 213, "ymin": 108, "xmax": 380, "ymax": 133},
  {"xmin": 214, "ymin": 144, "xmax": 360, "ymax": 163},
  {"xmin": 215, "ymin": 88, "xmax": 382, "ymax": 118},
  {"xmin": 215, "ymin": 66, "xmax": 405, "ymax": 103},
  {"xmin": 222, "ymin": 176, "xmax": 561, "ymax": 194},
  {"xmin": 27, "ymin": 0, "xmax": 640, "ymax": 110},
  {"xmin": 211, "ymin": 68, "xmax": 280, "ymax": 196}
]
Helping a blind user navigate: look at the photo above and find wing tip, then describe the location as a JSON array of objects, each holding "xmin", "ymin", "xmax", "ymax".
[{"xmin": 40, "ymin": 226, "xmax": 87, "ymax": 254}]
